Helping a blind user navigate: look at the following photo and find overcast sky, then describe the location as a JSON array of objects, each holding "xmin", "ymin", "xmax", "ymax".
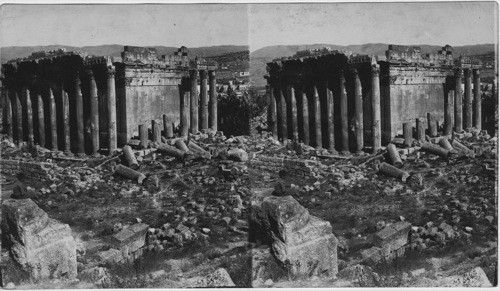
[{"xmin": 0, "ymin": 2, "xmax": 497, "ymax": 51}]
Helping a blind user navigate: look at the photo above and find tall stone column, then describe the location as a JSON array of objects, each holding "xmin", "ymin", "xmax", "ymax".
[
  {"xmin": 200, "ymin": 70, "xmax": 209, "ymax": 130},
  {"xmin": 163, "ymin": 114, "xmax": 173, "ymax": 138},
  {"xmin": 24, "ymin": 88, "xmax": 34, "ymax": 146},
  {"xmin": 289, "ymin": 85, "xmax": 299, "ymax": 141},
  {"xmin": 312, "ymin": 85, "xmax": 322, "ymax": 148},
  {"xmin": 463, "ymin": 68, "xmax": 472, "ymax": 129},
  {"xmin": 279, "ymin": 88, "xmax": 288, "ymax": 142},
  {"xmin": 75, "ymin": 74, "xmax": 84, "ymax": 154},
  {"xmin": 301, "ymin": 87, "xmax": 310, "ymax": 145},
  {"xmin": 4, "ymin": 90, "xmax": 12, "ymax": 141},
  {"xmin": 14, "ymin": 91, "xmax": 23, "ymax": 144},
  {"xmin": 62, "ymin": 88, "xmax": 71, "ymax": 153},
  {"xmin": 454, "ymin": 68, "xmax": 463, "ymax": 133},
  {"xmin": 48, "ymin": 88, "xmax": 58, "ymax": 150},
  {"xmin": 107, "ymin": 67, "xmax": 117, "ymax": 155},
  {"xmin": 340, "ymin": 72, "xmax": 349, "ymax": 153},
  {"xmin": 267, "ymin": 84, "xmax": 278, "ymax": 138},
  {"xmin": 353, "ymin": 69, "xmax": 363, "ymax": 152},
  {"xmin": 444, "ymin": 85, "xmax": 454, "ymax": 136},
  {"xmin": 209, "ymin": 71, "xmax": 217, "ymax": 131},
  {"xmin": 371, "ymin": 64, "xmax": 381, "ymax": 152},
  {"xmin": 180, "ymin": 90, "xmax": 190, "ymax": 137},
  {"xmin": 88, "ymin": 71, "xmax": 100, "ymax": 154},
  {"xmin": 152, "ymin": 119, "xmax": 161, "ymax": 143},
  {"xmin": 325, "ymin": 80, "xmax": 335, "ymax": 152},
  {"xmin": 190, "ymin": 70, "xmax": 199, "ymax": 134},
  {"xmin": 473, "ymin": 69, "xmax": 481, "ymax": 130},
  {"xmin": 37, "ymin": 94, "xmax": 45, "ymax": 147}
]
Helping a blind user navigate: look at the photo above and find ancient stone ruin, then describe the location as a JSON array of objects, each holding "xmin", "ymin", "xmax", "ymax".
[
  {"xmin": 1, "ymin": 46, "xmax": 218, "ymax": 155},
  {"xmin": 1, "ymin": 199, "xmax": 77, "ymax": 281},
  {"xmin": 265, "ymin": 45, "xmax": 482, "ymax": 152}
]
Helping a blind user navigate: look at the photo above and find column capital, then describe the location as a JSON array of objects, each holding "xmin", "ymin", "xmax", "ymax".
[
  {"xmin": 464, "ymin": 68, "xmax": 472, "ymax": 78},
  {"xmin": 267, "ymin": 76, "xmax": 280, "ymax": 88},
  {"xmin": 454, "ymin": 68, "xmax": 463, "ymax": 76},
  {"xmin": 339, "ymin": 70, "xmax": 346, "ymax": 83},
  {"xmin": 74, "ymin": 72, "xmax": 82, "ymax": 85},
  {"xmin": 200, "ymin": 70, "xmax": 208, "ymax": 79},
  {"xmin": 350, "ymin": 68, "xmax": 359, "ymax": 77},
  {"xmin": 208, "ymin": 70, "xmax": 216, "ymax": 78},
  {"xmin": 371, "ymin": 64, "xmax": 380, "ymax": 76},
  {"xmin": 107, "ymin": 67, "xmax": 116, "ymax": 77},
  {"xmin": 190, "ymin": 69, "xmax": 199, "ymax": 79},
  {"xmin": 473, "ymin": 69, "xmax": 480, "ymax": 76}
]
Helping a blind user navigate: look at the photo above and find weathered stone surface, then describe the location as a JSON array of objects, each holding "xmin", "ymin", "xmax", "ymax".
[
  {"xmin": 227, "ymin": 148, "xmax": 248, "ymax": 162},
  {"xmin": 271, "ymin": 218, "xmax": 338, "ymax": 277},
  {"xmin": 79, "ymin": 267, "xmax": 111, "ymax": 287},
  {"xmin": 261, "ymin": 195, "xmax": 311, "ymax": 243},
  {"xmin": 338, "ymin": 264, "xmax": 379, "ymax": 286},
  {"xmin": 1, "ymin": 199, "xmax": 77, "ymax": 280},
  {"xmin": 95, "ymin": 248, "xmax": 123, "ymax": 264},
  {"xmin": 360, "ymin": 246, "xmax": 383, "ymax": 264},
  {"xmin": 251, "ymin": 195, "xmax": 337, "ymax": 278},
  {"xmin": 184, "ymin": 268, "xmax": 235, "ymax": 287},
  {"xmin": 439, "ymin": 267, "xmax": 492, "ymax": 287},
  {"xmin": 110, "ymin": 223, "xmax": 148, "ymax": 252},
  {"xmin": 373, "ymin": 221, "xmax": 411, "ymax": 248}
]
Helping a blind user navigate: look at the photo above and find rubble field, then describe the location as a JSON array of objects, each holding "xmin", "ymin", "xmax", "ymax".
[{"xmin": 0, "ymin": 126, "xmax": 497, "ymax": 288}]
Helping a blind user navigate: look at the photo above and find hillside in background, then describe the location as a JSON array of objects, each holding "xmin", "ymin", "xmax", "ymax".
[
  {"xmin": 250, "ymin": 43, "xmax": 496, "ymax": 87},
  {"xmin": 206, "ymin": 51, "xmax": 250, "ymax": 82},
  {"xmin": 0, "ymin": 44, "xmax": 249, "ymax": 63}
]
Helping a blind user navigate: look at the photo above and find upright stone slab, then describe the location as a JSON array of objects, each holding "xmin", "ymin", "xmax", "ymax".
[
  {"xmin": 1, "ymin": 199, "xmax": 77, "ymax": 280},
  {"xmin": 252, "ymin": 195, "xmax": 338, "ymax": 278}
]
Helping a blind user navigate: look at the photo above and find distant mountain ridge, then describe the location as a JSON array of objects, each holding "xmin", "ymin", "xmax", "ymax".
[{"xmin": 0, "ymin": 44, "xmax": 249, "ymax": 63}]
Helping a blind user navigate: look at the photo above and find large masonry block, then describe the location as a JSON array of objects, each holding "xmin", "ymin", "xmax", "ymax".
[
  {"xmin": 1, "ymin": 199, "xmax": 77, "ymax": 280},
  {"xmin": 251, "ymin": 195, "xmax": 337, "ymax": 278}
]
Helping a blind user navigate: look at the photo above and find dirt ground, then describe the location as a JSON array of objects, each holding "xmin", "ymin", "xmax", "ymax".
[{"xmin": 0, "ymin": 128, "xmax": 497, "ymax": 288}]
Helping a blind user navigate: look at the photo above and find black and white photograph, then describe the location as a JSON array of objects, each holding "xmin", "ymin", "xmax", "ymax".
[{"xmin": 0, "ymin": 1, "xmax": 498, "ymax": 288}]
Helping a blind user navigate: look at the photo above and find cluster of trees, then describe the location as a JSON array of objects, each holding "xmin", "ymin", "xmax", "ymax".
[{"xmin": 217, "ymin": 87, "xmax": 268, "ymax": 136}]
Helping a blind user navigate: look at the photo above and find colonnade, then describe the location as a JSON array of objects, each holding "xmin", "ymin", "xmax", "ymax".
[
  {"xmin": 267, "ymin": 64, "xmax": 382, "ymax": 153},
  {"xmin": 446, "ymin": 68, "xmax": 482, "ymax": 135},
  {"xmin": 3, "ymin": 67, "xmax": 115, "ymax": 155},
  {"xmin": 179, "ymin": 69, "xmax": 218, "ymax": 136}
]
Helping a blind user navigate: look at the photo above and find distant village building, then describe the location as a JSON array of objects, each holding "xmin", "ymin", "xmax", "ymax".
[{"xmin": 1, "ymin": 46, "xmax": 218, "ymax": 155}]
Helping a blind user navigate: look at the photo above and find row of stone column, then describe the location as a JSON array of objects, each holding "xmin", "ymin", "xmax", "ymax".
[
  {"xmin": 267, "ymin": 64, "xmax": 381, "ymax": 153},
  {"xmin": 180, "ymin": 70, "xmax": 217, "ymax": 136},
  {"xmin": 3, "ymin": 67, "xmax": 116, "ymax": 155},
  {"xmin": 446, "ymin": 68, "xmax": 481, "ymax": 135}
]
